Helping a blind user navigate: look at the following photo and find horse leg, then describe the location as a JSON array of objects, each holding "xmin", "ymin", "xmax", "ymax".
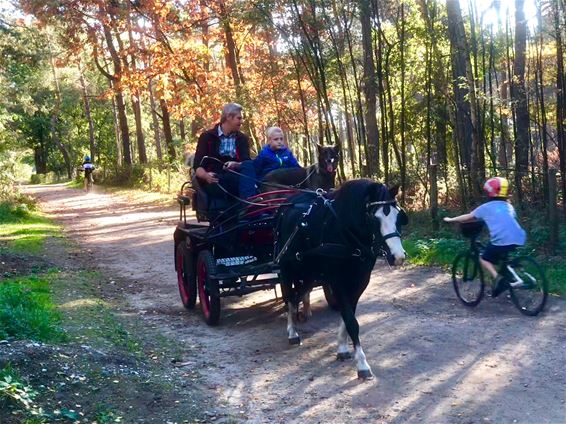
[
  {"xmin": 298, "ymin": 290, "xmax": 312, "ymax": 322},
  {"xmin": 336, "ymin": 292, "xmax": 372, "ymax": 379},
  {"xmin": 336, "ymin": 320, "xmax": 352, "ymax": 361},
  {"xmin": 287, "ymin": 299, "xmax": 300, "ymax": 345}
]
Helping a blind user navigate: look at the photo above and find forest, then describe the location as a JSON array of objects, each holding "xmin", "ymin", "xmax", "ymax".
[{"xmin": 0, "ymin": 0, "xmax": 564, "ymax": 220}]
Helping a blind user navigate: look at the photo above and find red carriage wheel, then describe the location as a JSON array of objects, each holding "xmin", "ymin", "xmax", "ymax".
[
  {"xmin": 197, "ymin": 250, "xmax": 221, "ymax": 326},
  {"xmin": 175, "ymin": 241, "xmax": 197, "ymax": 309}
]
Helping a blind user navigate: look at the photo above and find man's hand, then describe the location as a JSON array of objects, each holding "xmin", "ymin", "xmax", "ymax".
[
  {"xmin": 203, "ymin": 172, "xmax": 219, "ymax": 184},
  {"xmin": 223, "ymin": 161, "xmax": 240, "ymax": 170},
  {"xmin": 443, "ymin": 217, "xmax": 454, "ymax": 223}
]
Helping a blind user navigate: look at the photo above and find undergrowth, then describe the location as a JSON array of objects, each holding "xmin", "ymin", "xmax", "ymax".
[
  {"xmin": 0, "ymin": 364, "xmax": 41, "ymax": 417},
  {"xmin": 0, "ymin": 275, "xmax": 66, "ymax": 342}
]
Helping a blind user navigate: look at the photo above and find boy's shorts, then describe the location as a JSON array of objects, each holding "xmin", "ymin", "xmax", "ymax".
[{"xmin": 481, "ymin": 243, "xmax": 517, "ymax": 264}]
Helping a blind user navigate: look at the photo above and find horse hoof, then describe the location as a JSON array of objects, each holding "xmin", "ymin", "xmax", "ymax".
[
  {"xmin": 336, "ymin": 352, "xmax": 352, "ymax": 361},
  {"xmin": 357, "ymin": 369, "xmax": 374, "ymax": 380},
  {"xmin": 289, "ymin": 337, "xmax": 301, "ymax": 345}
]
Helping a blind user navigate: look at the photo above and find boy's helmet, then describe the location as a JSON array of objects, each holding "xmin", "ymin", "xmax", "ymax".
[
  {"xmin": 84, "ymin": 155, "xmax": 91, "ymax": 162},
  {"xmin": 483, "ymin": 177, "xmax": 509, "ymax": 198}
]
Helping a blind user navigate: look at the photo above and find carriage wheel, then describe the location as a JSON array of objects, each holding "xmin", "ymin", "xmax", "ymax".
[
  {"xmin": 323, "ymin": 285, "xmax": 340, "ymax": 311},
  {"xmin": 197, "ymin": 250, "xmax": 221, "ymax": 326},
  {"xmin": 175, "ymin": 241, "xmax": 197, "ymax": 309}
]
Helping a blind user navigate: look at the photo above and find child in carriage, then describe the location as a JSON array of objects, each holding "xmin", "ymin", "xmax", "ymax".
[
  {"xmin": 239, "ymin": 127, "xmax": 301, "ymax": 198},
  {"xmin": 254, "ymin": 127, "xmax": 300, "ymax": 178}
]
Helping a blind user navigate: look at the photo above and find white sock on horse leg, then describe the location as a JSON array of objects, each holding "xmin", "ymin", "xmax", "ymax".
[
  {"xmin": 355, "ymin": 345, "xmax": 372, "ymax": 374},
  {"xmin": 287, "ymin": 302, "xmax": 299, "ymax": 340},
  {"xmin": 337, "ymin": 321, "xmax": 349, "ymax": 354}
]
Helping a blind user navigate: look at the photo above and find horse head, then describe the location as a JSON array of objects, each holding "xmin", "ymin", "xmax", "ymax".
[{"xmin": 367, "ymin": 184, "xmax": 407, "ymax": 266}]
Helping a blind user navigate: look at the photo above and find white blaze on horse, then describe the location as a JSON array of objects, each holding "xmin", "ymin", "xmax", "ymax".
[{"xmin": 275, "ymin": 179, "xmax": 407, "ymax": 379}]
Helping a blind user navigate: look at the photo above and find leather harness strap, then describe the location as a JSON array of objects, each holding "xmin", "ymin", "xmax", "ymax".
[{"xmin": 275, "ymin": 193, "xmax": 402, "ymax": 264}]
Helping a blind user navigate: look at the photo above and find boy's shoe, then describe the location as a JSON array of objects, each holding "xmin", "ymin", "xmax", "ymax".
[{"xmin": 491, "ymin": 275, "xmax": 509, "ymax": 298}]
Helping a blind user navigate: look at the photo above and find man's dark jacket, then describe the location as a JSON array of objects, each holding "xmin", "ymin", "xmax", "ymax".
[{"xmin": 194, "ymin": 124, "xmax": 251, "ymax": 174}]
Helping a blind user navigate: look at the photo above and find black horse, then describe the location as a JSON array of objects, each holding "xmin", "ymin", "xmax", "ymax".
[{"xmin": 275, "ymin": 179, "xmax": 407, "ymax": 379}]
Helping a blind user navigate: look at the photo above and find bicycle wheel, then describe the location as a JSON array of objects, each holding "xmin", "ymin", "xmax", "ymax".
[
  {"xmin": 508, "ymin": 256, "xmax": 548, "ymax": 316},
  {"xmin": 452, "ymin": 252, "xmax": 484, "ymax": 307}
]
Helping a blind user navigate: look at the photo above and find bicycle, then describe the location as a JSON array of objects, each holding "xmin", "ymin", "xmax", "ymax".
[{"xmin": 451, "ymin": 221, "xmax": 548, "ymax": 316}]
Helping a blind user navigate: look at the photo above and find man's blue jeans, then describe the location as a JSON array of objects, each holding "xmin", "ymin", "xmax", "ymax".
[{"xmin": 238, "ymin": 160, "xmax": 258, "ymax": 199}]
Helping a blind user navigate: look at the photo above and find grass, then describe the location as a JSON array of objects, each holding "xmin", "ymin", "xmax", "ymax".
[
  {"xmin": 0, "ymin": 201, "xmax": 65, "ymax": 342},
  {"xmin": 0, "ymin": 202, "xmax": 59, "ymax": 254},
  {"xmin": 0, "ymin": 199, "xmax": 204, "ymax": 422},
  {"xmin": 403, "ymin": 208, "xmax": 566, "ymax": 296},
  {"xmin": 0, "ymin": 274, "xmax": 66, "ymax": 342},
  {"xmin": 66, "ymin": 179, "xmax": 84, "ymax": 190}
]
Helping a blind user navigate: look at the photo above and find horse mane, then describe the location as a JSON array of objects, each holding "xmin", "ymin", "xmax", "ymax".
[{"xmin": 331, "ymin": 179, "xmax": 389, "ymax": 234}]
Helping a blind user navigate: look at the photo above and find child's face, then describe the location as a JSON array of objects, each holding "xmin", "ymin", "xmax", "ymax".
[{"xmin": 268, "ymin": 132, "xmax": 285, "ymax": 151}]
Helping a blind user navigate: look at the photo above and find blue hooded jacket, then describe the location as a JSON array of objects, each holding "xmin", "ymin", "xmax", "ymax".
[{"xmin": 253, "ymin": 145, "xmax": 300, "ymax": 179}]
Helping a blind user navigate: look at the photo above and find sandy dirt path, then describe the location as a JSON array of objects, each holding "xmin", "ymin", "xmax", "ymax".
[{"xmin": 27, "ymin": 183, "xmax": 566, "ymax": 424}]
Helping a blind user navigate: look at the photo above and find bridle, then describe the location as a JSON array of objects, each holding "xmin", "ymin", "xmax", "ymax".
[
  {"xmin": 366, "ymin": 199, "xmax": 405, "ymax": 242},
  {"xmin": 274, "ymin": 188, "xmax": 408, "ymax": 264},
  {"xmin": 323, "ymin": 195, "xmax": 404, "ymax": 259}
]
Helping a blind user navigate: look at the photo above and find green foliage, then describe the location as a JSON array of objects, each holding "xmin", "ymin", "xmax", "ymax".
[
  {"xmin": 94, "ymin": 406, "xmax": 123, "ymax": 423},
  {"xmin": 0, "ymin": 200, "xmax": 58, "ymax": 253},
  {"xmin": 0, "ymin": 276, "xmax": 66, "ymax": 342},
  {"xmin": 100, "ymin": 163, "xmax": 188, "ymax": 193},
  {"xmin": 405, "ymin": 237, "xmax": 467, "ymax": 267},
  {"xmin": 0, "ymin": 365, "xmax": 39, "ymax": 411}
]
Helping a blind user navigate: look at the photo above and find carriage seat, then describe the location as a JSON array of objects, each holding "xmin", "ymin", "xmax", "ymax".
[{"xmin": 191, "ymin": 175, "xmax": 234, "ymax": 222}]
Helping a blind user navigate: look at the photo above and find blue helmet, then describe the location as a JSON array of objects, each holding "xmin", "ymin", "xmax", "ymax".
[{"xmin": 84, "ymin": 155, "xmax": 91, "ymax": 162}]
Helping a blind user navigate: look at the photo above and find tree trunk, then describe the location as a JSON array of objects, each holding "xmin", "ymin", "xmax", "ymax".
[
  {"xmin": 109, "ymin": 80, "xmax": 123, "ymax": 168},
  {"xmin": 359, "ymin": 0, "xmax": 380, "ymax": 177},
  {"xmin": 78, "ymin": 61, "xmax": 96, "ymax": 163},
  {"xmin": 179, "ymin": 119, "xmax": 186, "ymax": 144},
  {"xmin": 554, "ymin": 0, "xmax": 566, "ymax": 209},
  {"xmin": 148, "ymin": 80, "xmax": 163, "ymax": 162},
  {"xmin": 536, "ymin": 3, "xmax": 550, "ymax": 203},
  {"xmin": 399, "ymin": 3, "xmax": 407, "ymax": 201},
  {"xmin": 47, "ymin": 37, "xmax": 72, "ymax": 179},
  {"xmin": 160, "ymin": 98, "xmax": 176, "ymax": 162},
  {"xmin": 131, "ymin": 94, "xmax": 147, "ymax": 164},
  {"xmin": 512, "ymin": 0, "xmax": 530, "ymax": 205},
  {"xmin": 446, "ymin": 0, "xmax": 474, "ymax": 191},
  {"xmin": 100, "ymin": 16, "xmax": 132, "ymax": 166},
  {"xmin": 125, "ymin": 8, "xmax": 147, "ymax": 164}
]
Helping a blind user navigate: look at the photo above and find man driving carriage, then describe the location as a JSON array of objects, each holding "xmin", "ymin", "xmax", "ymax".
[{"xmin": 194, "ymin": 103, "xmax": 256, "ymax": 201}]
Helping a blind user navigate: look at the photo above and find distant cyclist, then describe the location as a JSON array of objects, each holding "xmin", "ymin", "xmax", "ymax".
[{"xmin": 81, "ymin": 155, "xmax": 95, "ymax": 191}]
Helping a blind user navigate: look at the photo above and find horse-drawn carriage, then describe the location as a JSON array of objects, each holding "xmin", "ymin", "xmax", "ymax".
[
  {"xmin": 173, "ymin": 159, "xmax": 407, "ymax": 379},
  {"xmin": 173, "ymin": 174, "xmax": 335, "ymax": 325}
]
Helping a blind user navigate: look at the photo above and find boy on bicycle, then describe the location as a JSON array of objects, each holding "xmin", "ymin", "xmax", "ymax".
[
  {"xmin": 81, "ymin": 155, "xmax": 95, "ymax": 190},
  {"xmin": 444, "ymin": 177, "xmax": 526, "ymax": 297}
]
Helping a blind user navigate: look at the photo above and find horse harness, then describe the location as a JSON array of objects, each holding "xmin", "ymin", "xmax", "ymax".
[{"xmin": 274, "ymin": 192, "xmax": 408, "ymax": 264}]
